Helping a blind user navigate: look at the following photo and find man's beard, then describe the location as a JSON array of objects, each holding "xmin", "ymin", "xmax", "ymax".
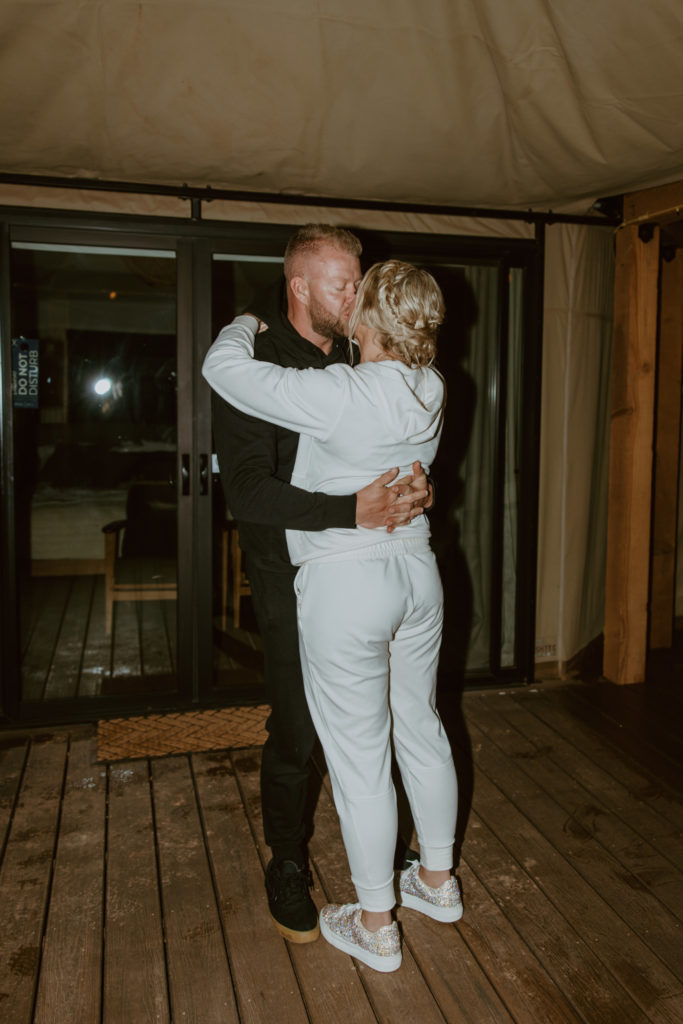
[{"xmin": 309, "ymin": 295, "xmax": 348, "ymax": 340}]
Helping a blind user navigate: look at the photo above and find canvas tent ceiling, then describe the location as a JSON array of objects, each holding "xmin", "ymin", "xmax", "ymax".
[{"xmin": 1, "ymin": 0, "xmax": 682, "ymax": 214}]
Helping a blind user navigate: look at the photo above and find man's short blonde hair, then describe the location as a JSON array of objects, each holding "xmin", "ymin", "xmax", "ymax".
[
  {"xmin": 284, "ymin": 224, "xmax": 362, "ymax": 280},
  {"xmin": 349, "ymin": 260, "xmax": 444, "ymax": 368}
]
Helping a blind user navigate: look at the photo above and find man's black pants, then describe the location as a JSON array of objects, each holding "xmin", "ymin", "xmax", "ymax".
[{"xmin": 246, "ymin": 561, "xmax": 317, "ymax": 866}]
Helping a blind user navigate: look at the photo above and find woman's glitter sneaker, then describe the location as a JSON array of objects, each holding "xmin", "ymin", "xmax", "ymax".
[
  {"xmin": 398, "ymin": 860, "xmax": 463, "ymax": 922},
  {"xmin": 319, "ymin": 903, "xmax": 402, "ymax": 973}
]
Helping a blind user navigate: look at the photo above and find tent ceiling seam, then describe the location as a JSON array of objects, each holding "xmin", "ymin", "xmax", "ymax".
[{"xmin": 0, "ymin": 174, "xmax": 621, "ymax": 228}]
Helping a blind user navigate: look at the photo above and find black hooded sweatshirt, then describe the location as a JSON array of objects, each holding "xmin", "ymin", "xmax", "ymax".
[{"xmin": 211, "ymin": 283, "xmax": 356, "ymax": 573}]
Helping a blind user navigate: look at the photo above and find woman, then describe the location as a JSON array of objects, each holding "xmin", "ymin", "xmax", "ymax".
[{"xmin": 202, "ymin": 260, "xmax": 461, "ymax": 973}]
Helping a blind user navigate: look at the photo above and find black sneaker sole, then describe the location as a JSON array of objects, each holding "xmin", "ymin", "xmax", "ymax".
[{"xmin": 270, "ymin": 912, "xmax": 320, "ymax": 943}]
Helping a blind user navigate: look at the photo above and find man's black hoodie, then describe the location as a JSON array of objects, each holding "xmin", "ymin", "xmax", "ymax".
[{"xmin": 212, "ymin": 283, "xmax": 356, "ymax": 572}]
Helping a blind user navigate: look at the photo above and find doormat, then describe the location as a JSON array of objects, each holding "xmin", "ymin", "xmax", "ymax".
[{"xmin": 97, "ymin": 705, "xmax": 270, "ymax": 762}]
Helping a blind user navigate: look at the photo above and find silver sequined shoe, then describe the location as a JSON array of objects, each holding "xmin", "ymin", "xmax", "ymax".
[
  {"xmin": 319, "ymin": 903, "xmax": 402, "ymax": 973},
  {"xmin": 398, "ymin": 859, "xmax": 463, "ymax": 922}
]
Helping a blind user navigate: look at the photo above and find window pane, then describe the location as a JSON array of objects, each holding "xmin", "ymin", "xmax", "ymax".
[
  {"xmin": 209, "ymin": 255, "xmax": 283, "ymax": 697},
  {"xmin": 11, "ymin": 244, "xmax": 178, "ymax": 703}
]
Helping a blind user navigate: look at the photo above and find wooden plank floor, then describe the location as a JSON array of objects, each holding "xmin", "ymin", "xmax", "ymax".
[
  {"xmin": 1, "ymin": 678, "xmax": 682, "ymax": 1023},
  {"xmin": 17, "ymin": 574, "xmax": 262, "ymax": 701}
]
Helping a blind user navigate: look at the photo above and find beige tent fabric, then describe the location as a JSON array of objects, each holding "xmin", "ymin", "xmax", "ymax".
[
  {"xmin": 1, "ymin": 1, "xmax": 682, "ymax": 212},
  {"xmin": 537, "ymin": 223, "xmax": 615, "ymax": 668},
  {"xmin": 204, "ymin": 200, "xmax": 537, "ymax": 238},
  {"xmin": 0, "ymin": 183, "xmax": 534, "ymax": 238},
  {"xmin": 0, "ymin": 184, "xmax": 189, "ymax": 219}
]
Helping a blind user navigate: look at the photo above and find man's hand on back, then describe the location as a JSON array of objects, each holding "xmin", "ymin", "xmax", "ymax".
[
  {"xmin": 386, "ymin": 461, "xmax": 433, "ymax": 532},
  {"xmin": 355, "ymin": 462, "xmax": 432, "ymax": 531}
]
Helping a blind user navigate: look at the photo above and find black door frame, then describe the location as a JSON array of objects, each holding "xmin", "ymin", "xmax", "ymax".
[{"xmin": 0, "ymin": 205, "xmax": 542, "ymax": 724}]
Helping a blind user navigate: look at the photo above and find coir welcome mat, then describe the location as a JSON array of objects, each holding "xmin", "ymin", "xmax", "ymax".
[{"xmin": 97, "ymin": 705, "xmax": 270, "ymax": 762}]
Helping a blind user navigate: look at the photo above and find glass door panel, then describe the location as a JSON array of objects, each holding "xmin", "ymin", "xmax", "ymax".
[
  {"xmin": 501, "ymin": 266, "xmax": 524, "ymax": 668},
  {"xmin": 208, "ymin": 254, "xmax": 284, "ymax": 698},
  {"xmin": 427, "ymin": 264, "xmax": 499, "ymax": 676},
  {"xmin": 10, "ymin": 242, "xmax": 179, "ymax": 704},
  {"xmin": 430, "ymin": 261, "xmax": 524, "ymax": 678},
  {"xmin": 205, "ymin": 253, "xmax": 526, "ymax": 689}
]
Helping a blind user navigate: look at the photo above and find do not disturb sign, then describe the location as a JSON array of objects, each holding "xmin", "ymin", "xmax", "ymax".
[{"xmin": 12, "ymin": 337, "xmax": 39, "ymax": 409}]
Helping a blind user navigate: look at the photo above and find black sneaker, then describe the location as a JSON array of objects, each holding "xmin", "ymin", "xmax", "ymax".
[{"xmin": 265, "ymin": 858, "xmax": 320, "ymax": 943}]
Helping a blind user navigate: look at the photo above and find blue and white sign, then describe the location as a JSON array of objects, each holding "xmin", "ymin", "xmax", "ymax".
[{"xmin": 12, "ymin": 337, "xmax": 39, "ymax": 409}]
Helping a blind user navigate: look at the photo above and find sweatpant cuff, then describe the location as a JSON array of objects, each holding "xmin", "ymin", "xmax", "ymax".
[
  {"xmin": 418, "ymin": 844, "xmax": 454, "ymax": 872},
  {"xmin": 354, "ymin": 879, "xmax": 396, "ymax": 912}
]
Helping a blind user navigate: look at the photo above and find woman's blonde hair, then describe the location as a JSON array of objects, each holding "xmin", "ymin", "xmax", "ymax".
[{"xmin": 348, "ymin": 260, "xmax": 444, "ymax": 367}]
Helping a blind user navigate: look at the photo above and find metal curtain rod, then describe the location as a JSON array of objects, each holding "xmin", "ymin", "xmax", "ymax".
[{"xmin": 0, "ymin": 172, "xmax": 621, "ymax": 227}]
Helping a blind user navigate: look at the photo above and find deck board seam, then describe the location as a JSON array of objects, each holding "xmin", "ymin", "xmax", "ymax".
[
  {"xmin": 554, "ymin": 687, "xmax": 683, "ymax": 786},
  {"xmin": 469, "ymin": 751, "xmax": 682, "ymax": 1017},
  {"xmin": 460, "ymin": 850, "xmax": 590, "ymax": 1024},
  {"xmin": 29, "ymin": 736, "xmax": 71, "ymax": 1024},
  {"xmin": 489, "ymin": 698, "xmax": 683, "ymax": 884},
  {"xmin": 510, "ymin": 689, "xmax": 683, "ymax": 812},
  {"xmin": 147, "ymin": 756, "xmax": 174, "ymax": 1023},
  {"xmin": 0, "ymin": 740, "xmax": 31, "ymax": 868},
  {"xmin": 188, "ymin": 754, "xmax": 244, "ymax": 1021},
  {"xmin": 465, "ymin": 800, "xmax": 648, "ymax": 1024}
]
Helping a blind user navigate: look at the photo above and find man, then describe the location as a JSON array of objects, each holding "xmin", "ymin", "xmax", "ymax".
[{"xmin": 212, "ymin": 224, "xmax": 429, "ymax": 943}]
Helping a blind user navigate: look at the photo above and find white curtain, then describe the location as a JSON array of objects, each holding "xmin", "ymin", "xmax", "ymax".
[
  {"xmin": 536, "ymin": 224, "xmax": 615, "ymax": 667},
  {"xmin": 455, "ymin": 265, "xmax": 523, "ymax": 671}
]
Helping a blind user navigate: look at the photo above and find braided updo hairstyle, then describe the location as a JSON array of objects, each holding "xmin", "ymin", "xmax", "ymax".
[{"xmin": 348, "ymin": 260, "xmax": 444, "ymax": 368}]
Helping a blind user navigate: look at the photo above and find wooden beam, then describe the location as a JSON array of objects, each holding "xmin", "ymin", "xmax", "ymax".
[
  {"xmin": 650, "ymin": 250, "xmax": 683, "ymax": 649},
  {"xmin": 623, "ymin": 179, "xmax": 683, "ymax": 228},
  {"xmin": 603, "ymin": 223, "xmax": 660, "ymax": 684}
]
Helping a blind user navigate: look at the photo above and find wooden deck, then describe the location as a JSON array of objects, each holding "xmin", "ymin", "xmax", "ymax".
[
  {"xmin": 18, "ymin": 573, "xmax": 262, "ymax": 700},
  {"xmin": 1, "ymin": 677, "xmax": 682, "ymax": 1023}
]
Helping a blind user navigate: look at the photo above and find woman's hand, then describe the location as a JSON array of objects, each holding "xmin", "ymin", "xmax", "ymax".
[{"xmin": 244, "ymin": 313, "xmax": 269, "ymax": 334}]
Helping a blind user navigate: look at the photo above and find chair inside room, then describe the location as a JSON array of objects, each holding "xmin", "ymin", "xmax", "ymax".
[{"xmin": 102, "ymin": 482, "xmax": 177, "ymax": 634}]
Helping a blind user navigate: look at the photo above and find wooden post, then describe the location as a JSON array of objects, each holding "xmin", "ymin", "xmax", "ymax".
[
  {"xmin": 603, "ymin": 223, "xmax": 660, "ymax": 684},
  {"xmin": 649, "ymin": 250, "xmax": 683, "ymax": 649}
]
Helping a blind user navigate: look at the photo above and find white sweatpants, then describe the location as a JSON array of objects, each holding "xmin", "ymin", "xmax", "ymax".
[{"xmin": 294, "ymin": 541, "xmax": 457, "ymax": 912}]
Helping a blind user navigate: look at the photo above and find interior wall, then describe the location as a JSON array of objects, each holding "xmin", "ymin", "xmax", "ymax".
[{"xmin": 536, "ymin": 223, "xmax": 616, "ymax": 669}]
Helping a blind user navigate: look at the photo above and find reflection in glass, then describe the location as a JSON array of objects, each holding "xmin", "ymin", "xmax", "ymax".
[
  {"xmin": 11, "ymin": 245, "xmax": 178, "ymax": 702},
  {"xmin": 430, "ymin": 263, "xmax": 521, "ymax": 676},
  {"xmin": 429, "ymin": 264, "xmax": 500, "ymax": 676},
  {"xmin": 209, "ymin": 255, "xmax": 283, "ymax": 695},
  {"xmin": 502, "ymin": 268, "xmax": 524, "ymax": 667}
]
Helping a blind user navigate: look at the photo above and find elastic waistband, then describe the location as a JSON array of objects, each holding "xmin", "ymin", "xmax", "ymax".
[{"xmin": 301, "ymin": 536, "xmax": 431, "ymax": 565}]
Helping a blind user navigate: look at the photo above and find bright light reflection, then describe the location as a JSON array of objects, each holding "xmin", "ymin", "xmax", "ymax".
[{"xmin": 94, "ymin": 377, "xmax": 112, "ymax": 396}]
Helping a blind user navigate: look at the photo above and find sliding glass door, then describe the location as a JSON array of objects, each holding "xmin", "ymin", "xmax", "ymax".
[{"xmin": 9, "ymin": 240, "xmax": 183, "ymax": 708}]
